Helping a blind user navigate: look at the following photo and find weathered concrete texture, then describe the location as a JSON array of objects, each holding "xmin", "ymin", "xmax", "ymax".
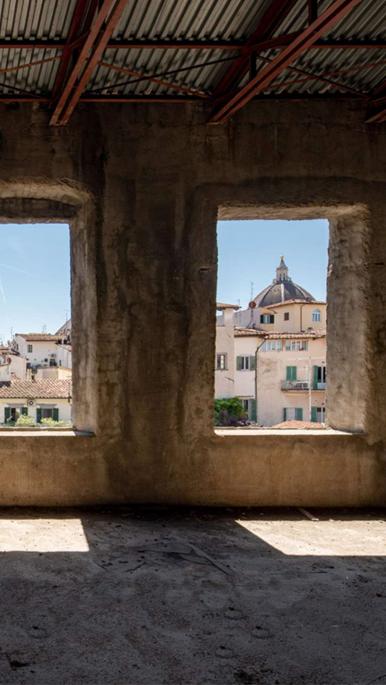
[
  {"xmin": 0, "ymin": 508, "xmax": 385, "ymax": 684},
  {"xmin": 0, "ymin": 100, "xmax": 384, "ymax": 504}
]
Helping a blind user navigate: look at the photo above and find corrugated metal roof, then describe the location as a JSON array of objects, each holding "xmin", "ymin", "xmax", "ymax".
[{"xmin": 0, "ymin": 0, "xmax": 383, "ymax": 105}]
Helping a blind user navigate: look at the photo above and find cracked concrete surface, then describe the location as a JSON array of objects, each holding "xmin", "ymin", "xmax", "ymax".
[{"xmin": 0, "ymin": 508, "xmax": 384, "ymax": 684}]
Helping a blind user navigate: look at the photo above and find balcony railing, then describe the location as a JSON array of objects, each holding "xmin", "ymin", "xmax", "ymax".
[
  {"xmin": 281, "ymin": 380, "xmax": 327, "ymax": 391},
  {"xmin": 281, "ymin": 380, "xmax": 309, "ymax": 391}
]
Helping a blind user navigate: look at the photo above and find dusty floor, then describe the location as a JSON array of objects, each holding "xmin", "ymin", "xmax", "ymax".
[{"xmin": 0, "ymin": 508, "xmax": 384, "ymax": 684}]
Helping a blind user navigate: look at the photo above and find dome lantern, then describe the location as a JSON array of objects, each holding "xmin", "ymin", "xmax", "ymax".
[{"xmin": 275, "ymin": 256, "xmax": 289, "ymax": 283}]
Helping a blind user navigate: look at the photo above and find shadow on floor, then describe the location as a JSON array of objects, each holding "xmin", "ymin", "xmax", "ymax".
[{"xmin": 0, "ymin": 506, "xmax": 384, "ymax": 684}]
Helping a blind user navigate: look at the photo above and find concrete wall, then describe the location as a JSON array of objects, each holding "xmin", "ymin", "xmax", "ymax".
[{"xmin": 0, "ymin": 100, "xmax": 383, "ymax": 505}]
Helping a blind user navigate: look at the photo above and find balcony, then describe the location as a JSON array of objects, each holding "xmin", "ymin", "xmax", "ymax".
[
  {"xmin": 281, "ymin": 381, "xmax": 309, "ymax": 391},
  {"xmin": 281, "ymin": 380, "xmax": 327, "ymax": 392}
]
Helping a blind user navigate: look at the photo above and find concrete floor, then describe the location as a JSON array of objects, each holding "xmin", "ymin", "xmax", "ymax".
[{"xmin": 0, "ymin": 508, "xmax": 384, "ymax": 684}]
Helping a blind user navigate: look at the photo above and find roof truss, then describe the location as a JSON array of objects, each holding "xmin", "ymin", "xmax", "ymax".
[
  {"xmin": 50, "ymin": 0, "xmax": 128, "ymax": 126},
  {"xmin": 209, "ymin": 0, "xmax": 363, "ymax": 123},
  {"xmin": 0, "ymin": 0, "xmax": 381, "ymax": 125}
]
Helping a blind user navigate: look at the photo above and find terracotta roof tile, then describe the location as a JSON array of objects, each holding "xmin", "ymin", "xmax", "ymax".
[
  {"xmin": 0, "ymin": 379, "xmax": 72, "ymax": 399},
  {"xmin": 216, "ymin": 302, "xmax": 240, "ymax": 310},
  {"xmin": 272, "ymin": 420, "xmax": 326, "ymax": 429},
  {"xmin": 15, "ymin": 334, "xmax": 63, "ymax": 342}
]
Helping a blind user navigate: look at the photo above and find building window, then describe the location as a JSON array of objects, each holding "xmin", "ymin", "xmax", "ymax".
[
  {"xmin": 260, "ymin": 340, "xmax": 282, "ymax": 352},
  {"xmin": 286, "ymin": 366, "xmax": 297, "ymax": 381},
  {"xmin": 283, "ymin": 407, "xmax": 303, "ymax": 421},
  {"xmin": 284, "ymin": 312, "xmax": 289, "ymax": 321},
  {"xmin": 285, "ymin": 340, "xmax": 308, "ymax": 351},
  {"xmin": 216, "ymin": 353, "xmax": 227, "ymax": 370},
  {"xmin": 260, "ymin": 314, "xmax": 275, "ymax": 324},
  {"xmin": 236, "ymin": 355, "xmax": 256, "ymax": 371},
  {"xmin": 4, "ymin": 407, "xmax": 28, "ymax": 424},
  {"xmin": 311, "ymin": 406, "xmax": 326, "ymax": 423},
  {"xmin": 312, "ymin": 365, "xmax": 327, "ymax": 389},
  {"xmin": 36, "ymin": 407, "xmax": 59, "ymax": 423},
  {"xmin": 312, "ymin": 309, "xmax": 321, "ymax": 322},
  {"xmin": 27, "ymin": 344, "xmax": 33, "ymax": 353},
  {"xmin": 241, "ymin": 398, "xmax": 257, "ymax": 422}
]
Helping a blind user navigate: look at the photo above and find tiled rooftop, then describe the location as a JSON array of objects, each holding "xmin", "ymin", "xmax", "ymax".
[
  {"xmin": 15, "ymin": 334, "xmax": 63, "ymax": 342},
  {"xmin": 0, "ymin": 379, "xmax": 72, "ymax": 399}
]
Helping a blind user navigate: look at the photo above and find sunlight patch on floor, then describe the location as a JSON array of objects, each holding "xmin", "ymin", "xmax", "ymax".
[
  {"xmin": 235, "ymin": 519, "xmax": 386, "ymax": 556},
  {"xmin": 0, "ymin": 518, "xmax": 89, "ymax": 552}
]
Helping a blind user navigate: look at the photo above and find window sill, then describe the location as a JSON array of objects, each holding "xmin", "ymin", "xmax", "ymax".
[
  {"xmin": 0, "ymin": 429, "xmax": 94, "ymax": 437},
  {"xmin": 215, "ymin": 428, "xmax": 364, "ymax": 437}
]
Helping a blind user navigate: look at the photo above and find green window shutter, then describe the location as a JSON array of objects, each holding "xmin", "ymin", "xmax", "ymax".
[
  {"xmin": 236, "ymin": 356, "xmax": 242, "ymax": 371},
  {"xmin": 21, "ymin": 407, "xmax": 28, "ymax": 416},
  {"xmin": 250, "ymin": 399, "xmax": 257, "ymax": 422},
  {"xmin": 295, "ymin": 408, "xmax": 303, "ymax": 421},
  {"xmin": 36, "ymin": 408, "xmax": 42, "ymax": 423},
  {"xmin": 4, "ymin": 407, "xmax": 11, "ymax": 423},
  {"xmin": 53, "ymin": 408, "xmax": 59, "ymax": 422},
  {"xmin": 313, "ymin": 366, "xmax": 319, "ymax": 390},
  {"xmin": 286, "ymin": 366, "xmax": 297, "ymax": 381},
  {"xmin": 269, "ymin": 315, "xmax": 274, "ymax": 324},
  {"xmin": 283, "ymin": 408, "xmax": 287, "ymax": 421},
  {"xmin": 249, "ymin": 356, "xmax": 256, "ymax": 371},
  {"xmin": 311, "ymin": 406, "xmax": 318, "ymax": 422}
]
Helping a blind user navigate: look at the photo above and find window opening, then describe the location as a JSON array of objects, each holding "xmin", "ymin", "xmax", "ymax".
[
  {"xmin": 312, "ymin": 308, "xmax": 321, "ymax": 322},
  {"xmin": 0, "ymin": 223, "xmax": 72, "ymax": 430},
  {"xmin": 216, "ymin": 353, "xmax": 227, "ymax": 370},
  {"xmin": 215, "ymin": 218, "xmax": 328, "ymax": 429}
]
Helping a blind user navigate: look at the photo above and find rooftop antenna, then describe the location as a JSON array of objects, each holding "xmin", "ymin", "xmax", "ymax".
[
  {"xmin": 250, "ymin": 281, "xmax": 254, "ymax": 300},
  {"xmin": 42, "ymin": 324, "xmax": 47, "ymax": 333}
]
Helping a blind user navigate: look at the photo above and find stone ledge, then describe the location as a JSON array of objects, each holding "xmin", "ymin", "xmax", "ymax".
[{"xmin": 215, "ymin": 428, "xmax": 363, "ymax": 437}]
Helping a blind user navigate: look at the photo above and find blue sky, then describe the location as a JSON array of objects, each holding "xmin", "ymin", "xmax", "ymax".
[
  {"xmin": 217, "ymin": 219, "xmax": 329, "ymax": 308},
  {"xmin": 0, "ymin": 219, "xmax": 328, "ymax": 344},
  {"xmin": 0, "ymin": 223, "xmax": 70, "ymax": 343}
]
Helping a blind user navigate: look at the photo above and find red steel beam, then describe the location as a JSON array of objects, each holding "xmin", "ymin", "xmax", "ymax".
[
  {"xmin": 51, "ymin": 0, "xmax": 98, "ymax": 103},
  {"xmin": 50, "ymin": 0, "xmax": 128, "ymax": 126},
  {"xmin": 210, "ymin": 0, "xmax": 363, "ymax": 123},
  {"xmin": 212, "ymin": 0, "xmax": 299, "ymax": 99},
  {"xmin": 365, "ymin": 77, "xmax": 386, "ymax": 123}
]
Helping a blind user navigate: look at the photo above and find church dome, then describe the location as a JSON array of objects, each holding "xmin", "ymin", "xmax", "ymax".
[{"xmin": 253, "ymin": 257, "xmax": 315, "ymax": 307}]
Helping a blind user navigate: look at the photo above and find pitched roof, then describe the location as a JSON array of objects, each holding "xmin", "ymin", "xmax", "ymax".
[
  {"xmin": 272, "ymin": 420, "xmax": 326, "ymax": 429},
  {"xmin": 234, "ymin": 328, "xmax": 325, "ymax": 339},
  {"xmin": 15, "ymin": 334, "xmax": 63, "ymax": 342},
  {"xmin": 264, "ymin": 300, "xmax": 326, "ymax": 309},
  {"xmin": 216, "ymin": 302, "xmax": 240, "ymax": 311},
  {"xmin": 0, "ymin": 379, "xmax": 72, "ymax": 399},
  {"xmin": 265, "ymin": 332, "xmax": 326, "ymax": 340},
  {"xmin": 234, "ymin": 327, "xmax": 266, "ymax": 337}
]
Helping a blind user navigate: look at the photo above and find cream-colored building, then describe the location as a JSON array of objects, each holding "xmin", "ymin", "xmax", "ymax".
[
  {"xmin": 0, "ymin": 348, "xmax": 27, "ymax": 381},
  {"xmin": 215, "ymin": 258, "xmax": 326, "ymax": 426}
]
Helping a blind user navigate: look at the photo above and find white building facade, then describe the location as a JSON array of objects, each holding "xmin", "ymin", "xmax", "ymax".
[{"xmin": 0, "ymin": 379, "xmax": 72, "ymax": 425}]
